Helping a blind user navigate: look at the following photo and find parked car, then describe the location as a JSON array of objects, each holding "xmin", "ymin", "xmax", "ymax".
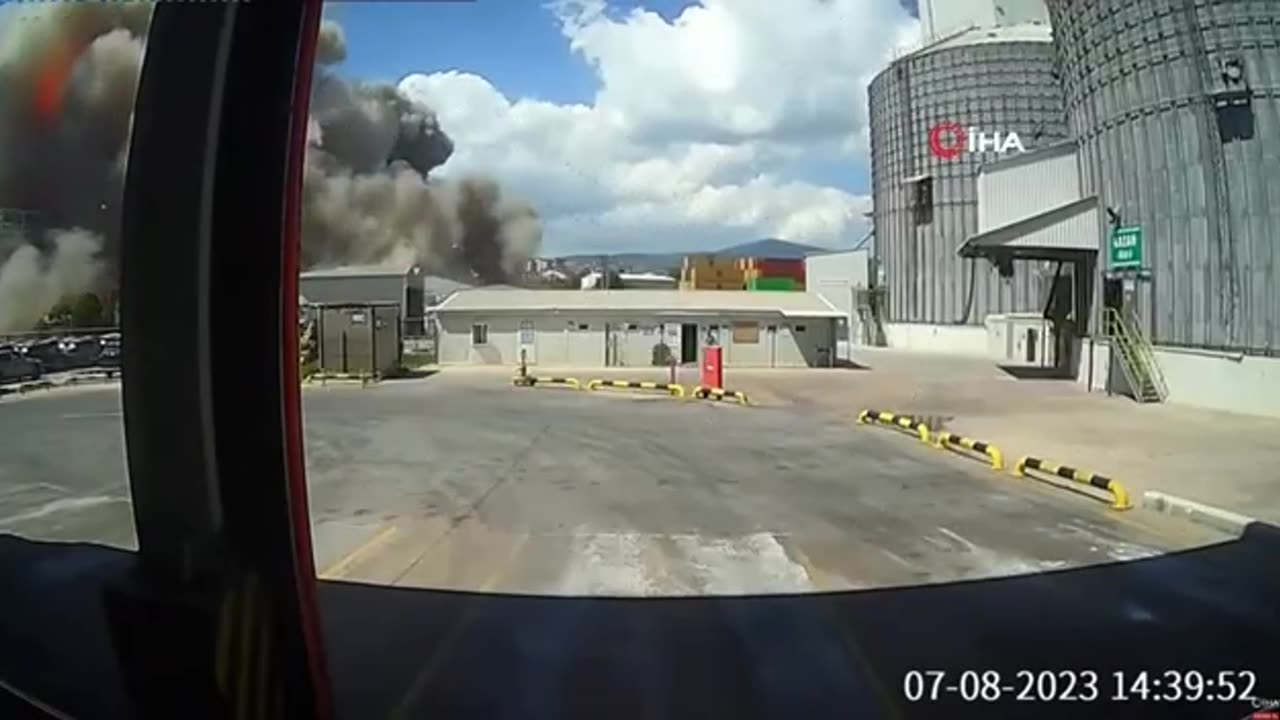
[
  {"xmin": 0, "ymin": 344, "xmax": 43, "ymax": 384},
  {"xmin": 62, "ymin": 336, "xmax": 108, "ymax": 369},
  {"xmin": 98, "ymin": 334, "xmax": 121, "ymax": 368},
  {"xmin": 18, "ymin": 335, "xmax": 101, "ymax": 372},
  {"xmin": 21, "ymin": 338, "xmax": 72, "ymax": 372}
]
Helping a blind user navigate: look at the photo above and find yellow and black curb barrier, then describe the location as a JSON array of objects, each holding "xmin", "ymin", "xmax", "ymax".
[
  {"xmin": 857, "ymin": 409, "xmax": 930, "ymax": 443},
  {"xmin": 693, "ymin": 386, "xmax": 750, "ymax": 405},
  {"xmin": 587, "ymin": 379, "xmax": 686, "ymax": 398},
  {"xmin": 511, "ymin": 375, "xmax": 581, "ymax": 390},
  {"xmin": 1015, "ymin": 456, "xmax": 1133, "ymax": 511},
  {"xmin": 935, "ymin": 432, "xmax": 1004, "ymax": 470}
]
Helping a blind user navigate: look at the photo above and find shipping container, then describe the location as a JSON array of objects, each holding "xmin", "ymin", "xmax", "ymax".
[
  {"xmin": 748, "ymin": 277, "xmax": 799, "ymax": 291},
  {"xmin": 758, "ymin": 258, "xmax": 805, "ymax": 277}
]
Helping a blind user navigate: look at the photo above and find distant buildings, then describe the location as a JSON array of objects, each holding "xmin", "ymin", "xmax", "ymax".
[{"xmin": 580, "ymin": 271, "xmax": 676, "ymax": 290}]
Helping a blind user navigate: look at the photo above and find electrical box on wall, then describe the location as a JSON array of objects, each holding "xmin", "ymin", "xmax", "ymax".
[{"xmin": 985, "ymin": 313, "xmax": 1056, "ymax": 368}]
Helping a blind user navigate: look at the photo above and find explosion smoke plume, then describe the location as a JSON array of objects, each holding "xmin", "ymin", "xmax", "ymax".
[{"xmin": 0, "ymin": 8, "xmax": 541, "ymax": 332}]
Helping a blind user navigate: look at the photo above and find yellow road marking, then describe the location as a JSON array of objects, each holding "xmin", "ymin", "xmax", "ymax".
[{"xmin": 320, "ymin": 525, "xmax": 399, "ymax": 580}]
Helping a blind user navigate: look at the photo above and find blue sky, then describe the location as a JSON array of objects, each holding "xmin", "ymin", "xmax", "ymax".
[
  {"xmin": 324, "ymin": 1, "xmax": 917, "ymax": 254},
  {"xmin": 326, "ymin": 2, "xmax": 600, "ymax": 105}
]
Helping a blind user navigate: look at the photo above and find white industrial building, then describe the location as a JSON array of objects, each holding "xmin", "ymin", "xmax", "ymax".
[
  {"xmin": 433, "ymin": 288, "xmax": 843, "ymax": 368},
  {"xmin": 579, "ymin": 271, "xmax": 677, "ymax": 290},
  {"xmin": 918, "ymin": 0, "xmax": 1049, "ymax": 42},
  {"xmin": 805, "ymin": 249, "xmax": 873, "ymax": 361}
]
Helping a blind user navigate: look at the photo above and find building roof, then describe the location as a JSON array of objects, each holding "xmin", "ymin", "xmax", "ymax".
[
  {"xmin": 422, "ymin": 275, "xmax": 472, "ymax": 296},
  {"xmin": 978, "ymin": 139, "xmax": 1079, "ymax": 176},
  {"xmin": 300, "ymin": 264, "xmax": 415, "ymax": 279},
  {"xmin": 804, "ymin": 247, "xmax": 870, "ymax": 259},
  {"xmin": 902, "ymin": 21, "xmax": 1052, "ymax": 60},
  {"xmin": 434, "ymin": 288, "xmax": 844, "ymax": 318},
  {"xmin": 299, "ymin": 267, "xmax": 409, "ymax": 306},
  {"xmin": 618, "ymin": 272, "xmax": 675, "ymax": 282},
  {"xmin": 959, "ymin": 196, "xmax": 1100, "ymax": 261}
]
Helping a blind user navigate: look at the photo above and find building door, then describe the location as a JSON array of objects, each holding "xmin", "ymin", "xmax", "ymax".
[
  {"xmin": 680, "ymin": 323, "xmax": 698, "ymax": 364},
  {"xmin": 767, "ymin": 324, "xmax": 778, "ymax": 368},
  {"xmin": 518, "ymin": 320, "xmax": 536, "ymax": 366},
  {"xmin": 1102, "ymin": 276, "xmax": 1123, "ymax": 336},
  {"xmin": 605, "ymin": 323, "xmax": 625, "ymax": 367}
]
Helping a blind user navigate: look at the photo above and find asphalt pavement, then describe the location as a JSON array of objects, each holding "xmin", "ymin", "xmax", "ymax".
[
  {"xmin": 4, "ymin": 374, "xmax": 1279, "ymax": 720},
  {"xmin": 1, "ymin": 374, "xmax": 1222, "ymax": 593}
]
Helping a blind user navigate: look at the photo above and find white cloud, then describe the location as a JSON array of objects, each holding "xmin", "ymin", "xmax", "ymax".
[{"xmin": 398, "ymin": 0, "xmax": 916, "ymax": 255}]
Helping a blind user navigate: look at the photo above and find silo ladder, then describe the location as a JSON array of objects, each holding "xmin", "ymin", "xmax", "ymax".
[{"xmin": 1103, "ymin": 307, "xmax": 1167, "ymax": 403}]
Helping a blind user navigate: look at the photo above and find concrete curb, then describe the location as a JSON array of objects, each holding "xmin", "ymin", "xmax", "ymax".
[{"xmin": 1141, "ymin": 491, "xmax": 1257, "ymax": 534}]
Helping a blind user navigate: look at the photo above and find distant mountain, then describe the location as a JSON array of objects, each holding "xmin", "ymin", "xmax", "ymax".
[{"xmin": 713, "ymin": 238, "xmax": 825, "ymax": 259}]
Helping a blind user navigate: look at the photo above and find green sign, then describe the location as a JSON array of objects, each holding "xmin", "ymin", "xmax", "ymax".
[{"xmin": 1110, "ymin": 225, "xmax": 1143, "ymax": 269}]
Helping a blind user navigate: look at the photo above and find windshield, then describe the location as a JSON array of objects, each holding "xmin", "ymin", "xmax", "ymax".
[{"xmin": 1, "ymin": 1, "xmax": 1277, "ymax": 718}]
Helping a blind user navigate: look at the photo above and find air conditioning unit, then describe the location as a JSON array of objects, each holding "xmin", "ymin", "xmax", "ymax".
[{"xmin": 985, "ymin": 313, "xmax": 1055, "ymax": 367}]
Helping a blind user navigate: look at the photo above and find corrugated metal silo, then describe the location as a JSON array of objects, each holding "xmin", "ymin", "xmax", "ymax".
[
  {"xmin": 869, "ymin": 24, "xmax": 1069, "ymax": 326},
  {"xmin": 1046, "ymin": 0, "xmax": 1280, "ymax": 354}
]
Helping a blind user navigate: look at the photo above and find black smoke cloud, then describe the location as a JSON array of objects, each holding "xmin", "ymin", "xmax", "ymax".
[{"xmin": 0, "ymin": 8, "xmax": 541, "ymax": 331}]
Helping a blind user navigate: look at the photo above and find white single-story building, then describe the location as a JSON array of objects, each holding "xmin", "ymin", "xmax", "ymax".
[{"xmin": 433, "ymin": 288, "xmax": 844, "ymax": 368}]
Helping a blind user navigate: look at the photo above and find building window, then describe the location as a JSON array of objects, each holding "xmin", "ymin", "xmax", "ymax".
[
  {"xmin": 471, "ymin": 323, "xmax": 488, "ymax": 345},
  {"xmin": 577, "ymin": 323, "xmax": 590, "ymax": 331},
  {"xmin": 911, "ymin": 177, "xmax": 934, "ymax": 226},
  {"xmin": 732, "ymin": 323, "xmax": 760, "ymax": 344},
  {"xmin": 794, "ymin": 324, "xmax": 807, "ymax": 333},
  {"xmin": 1215, "ymin": 97, "xmax": 1255, "ymax": 142}
]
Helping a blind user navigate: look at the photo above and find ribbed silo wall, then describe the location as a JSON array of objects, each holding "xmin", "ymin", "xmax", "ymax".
[
  {"xmin": 1047, "ymin": 0, "xmax": 1280, "ymax": 354},
  {"xmin": 869, "ymin": 38, "xmax": 1069, "ymax": 326}
]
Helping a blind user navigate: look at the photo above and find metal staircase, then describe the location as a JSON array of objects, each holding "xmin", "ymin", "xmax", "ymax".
[{"xmin": 1103, "ymin": 307, "xmax": 1168, "ymax": 403}]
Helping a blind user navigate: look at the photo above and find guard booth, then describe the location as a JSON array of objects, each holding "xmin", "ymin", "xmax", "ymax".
[{"xmin": 314, "ymin": 302, "xmax": 402, "ymax": 378}]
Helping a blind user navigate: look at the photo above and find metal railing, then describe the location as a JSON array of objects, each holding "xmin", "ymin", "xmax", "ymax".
[
  {"xmin": 1102, "ymin": 307, "xmax": 1168, "ymax": 403},
  {"xmin": 0, "ymin": 325, "xmax": 120, "ymax": 344}
]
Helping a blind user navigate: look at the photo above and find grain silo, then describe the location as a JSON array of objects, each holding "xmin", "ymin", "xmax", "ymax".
[
  {"xmin": 1045, "ymin": 0, "xmax": 1279, "ymax": 355},
  {"xmin": 868, "ymin": 13, "xmax": 1068, "ymax": 344}
]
